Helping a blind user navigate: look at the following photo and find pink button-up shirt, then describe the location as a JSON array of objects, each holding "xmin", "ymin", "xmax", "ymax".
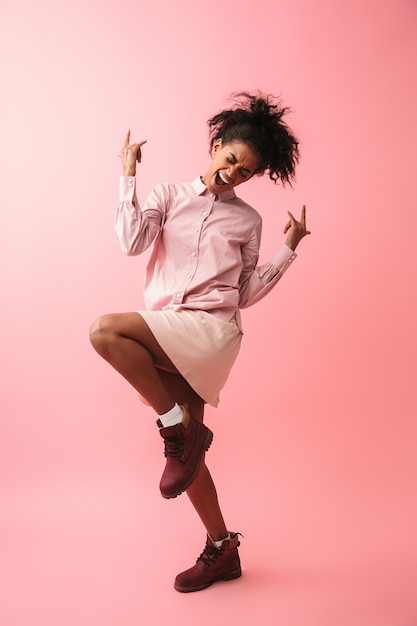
[{"xmin": 115, "ymin": 176, "xmax": 297, "ymax": 332}]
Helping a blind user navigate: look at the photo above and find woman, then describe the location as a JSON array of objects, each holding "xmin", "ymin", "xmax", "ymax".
[{"xmin": 90, "ymin": 92, "xmax": 310, "ymax": 592}]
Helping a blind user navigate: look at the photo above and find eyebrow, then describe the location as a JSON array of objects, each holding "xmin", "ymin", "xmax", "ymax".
[{"xmin": 228, "ymin": 152, "xmax": 253, "ymax": 175}]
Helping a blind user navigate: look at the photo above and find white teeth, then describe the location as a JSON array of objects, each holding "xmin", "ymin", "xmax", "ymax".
[{"xmin": 219, "ymin": 171, "xmax": 229, "ymax": 185}]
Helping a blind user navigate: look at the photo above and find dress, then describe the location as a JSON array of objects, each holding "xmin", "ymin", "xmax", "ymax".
[{"xmin": 115, "ymin": 176, "xmax": 297, "ymax": 406}]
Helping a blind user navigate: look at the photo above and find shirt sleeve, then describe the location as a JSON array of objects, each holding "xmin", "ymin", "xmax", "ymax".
[
  {"xmin": 114, "ymin": 177, "xmax": 164, "ymax": 255},
  {"xmin": 238, "ymin": 232, "xmax": 297, "ymax": 308}
]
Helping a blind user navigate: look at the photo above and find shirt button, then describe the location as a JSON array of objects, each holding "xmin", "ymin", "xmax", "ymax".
[
  {"xmin": 187, "ymin": 274, "xmax": 191, "ymax": 278},
  {"xmin": 192, "ymin": 252, "xmax": 196, "ymax": 256}
]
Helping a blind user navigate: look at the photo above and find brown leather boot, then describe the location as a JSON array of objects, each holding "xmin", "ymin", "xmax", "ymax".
[
  {"xmin": 174, "ymin": 533, "xmax": 242, "ymax": 592},
  {"xmin": 158, "ymin": 406, "xmax": 213, "ymax": 499}
]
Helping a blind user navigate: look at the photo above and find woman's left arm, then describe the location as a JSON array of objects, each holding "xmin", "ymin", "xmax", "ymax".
[{"xmin": 238, "ymin": 205, "xmax": 310, "ymax": 308}]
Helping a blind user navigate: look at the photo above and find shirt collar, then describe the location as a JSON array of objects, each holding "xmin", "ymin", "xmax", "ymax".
[{"xmin": 191, "ymin": 177, "xmax": 236, "ymax": 202}]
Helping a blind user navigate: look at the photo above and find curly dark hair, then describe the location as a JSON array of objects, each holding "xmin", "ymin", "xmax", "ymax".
[{"xmin": 207, "ymin": 91, "xmax": 300, "ymax": 186}]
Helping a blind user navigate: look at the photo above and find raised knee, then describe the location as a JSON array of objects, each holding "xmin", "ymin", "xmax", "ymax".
[{"xmin": 89, "ymin": 315, "xmax": 115, "ymax": 354}]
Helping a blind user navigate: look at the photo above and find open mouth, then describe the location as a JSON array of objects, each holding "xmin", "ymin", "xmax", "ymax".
[{"xmin": 215, "ymin": 171, "xmax": 230, "ymax": 187}]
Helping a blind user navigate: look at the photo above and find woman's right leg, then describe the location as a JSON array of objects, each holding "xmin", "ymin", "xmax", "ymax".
[
  {"xmin": 89, "ymin": 312, "xmax": 178, "ymax": 414},
  {"xmin": 89, "ymin": 312, "xmax": 213, "ymax": 499}
]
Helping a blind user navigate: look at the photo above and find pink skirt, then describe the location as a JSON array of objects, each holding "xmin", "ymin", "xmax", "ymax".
[{"xmin": 137, "ymin": 309, "xmax": 242, "ymax": 407}]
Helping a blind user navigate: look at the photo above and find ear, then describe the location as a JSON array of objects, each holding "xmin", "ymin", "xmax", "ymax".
[{"xmin": 211, "ymin": 138, "xmax": 222, "ymax": 157}]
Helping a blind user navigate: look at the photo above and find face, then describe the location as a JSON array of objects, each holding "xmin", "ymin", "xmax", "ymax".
[{"xmin": 202, "ymin": 140, "xmax": 260, "ymax": 194}]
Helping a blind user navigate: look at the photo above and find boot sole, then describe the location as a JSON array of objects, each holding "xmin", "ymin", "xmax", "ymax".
[
  {"xmin": 161, "ymin": 428, "xmax": 213, "ymax": 499},
  {"xmin": 174, "ymin": 568, "xmax": 242, "ymax": 593}
]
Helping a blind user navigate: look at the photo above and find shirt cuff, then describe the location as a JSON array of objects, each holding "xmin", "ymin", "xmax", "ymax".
[
  {"xmin": 271, "ymin": 245, "xmax": 297, "ymax": 274},
  {"xmin": 119, "ymin": 176, "xmax": 136, "ymax": 201}
]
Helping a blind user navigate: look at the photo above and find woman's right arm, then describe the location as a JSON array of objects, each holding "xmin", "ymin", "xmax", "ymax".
[{"xmin": 114, "ymin": 131, "xmax": 162, "ymax": 256}]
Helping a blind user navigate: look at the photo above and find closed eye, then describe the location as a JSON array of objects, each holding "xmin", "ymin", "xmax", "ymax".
[{"xmin": 227, "ymin": 153, "xmax": 252, "ymax": 178}]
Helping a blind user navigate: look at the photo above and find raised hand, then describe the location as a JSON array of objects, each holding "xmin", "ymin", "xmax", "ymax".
[
  {"xmin": 283, "ymin": 205, "xmax": 311, "ymax": 251},
  {"xmin": 119, "ymin": 130, "xmax": 147, "ymax": 176}
]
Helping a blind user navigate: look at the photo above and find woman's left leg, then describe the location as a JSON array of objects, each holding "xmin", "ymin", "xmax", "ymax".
[{"xmin": 159, "ymin": 372, "xmax": 241, "ymax": 593}]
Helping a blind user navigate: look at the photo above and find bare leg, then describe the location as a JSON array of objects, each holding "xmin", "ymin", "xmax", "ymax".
[
  {"xmin": 90, "ymin": 313, "xmax": 229, "ymax": 540},
  {"xmin": 185, "ymin": 463, "xmax": 228, "ymax": 541},
  {"xmin": 159, "ymin": 371, "xmax": 228, "ymax": 541},
  {"xmin": 89, "ymin": 312, "xmax": 178, "ymax": 414}
]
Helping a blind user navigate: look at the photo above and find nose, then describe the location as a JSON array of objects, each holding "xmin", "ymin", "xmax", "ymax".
[{"xmin": 227, "ymin": 164, "xmax": 238, "ymax": 181}]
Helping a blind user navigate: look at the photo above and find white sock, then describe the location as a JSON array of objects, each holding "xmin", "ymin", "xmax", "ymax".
[
  {"xmin": 210, "ymin": 533, "xmax": 231, "ymax": 549},
  {"xmin": 159, "ymin": 403, "xmax": 183, "ymax": 428}
]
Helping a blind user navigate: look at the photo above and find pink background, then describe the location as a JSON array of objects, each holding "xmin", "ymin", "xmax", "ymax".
[{"xmin": 1, "ymin": 0, "xmax": 417, "ymax": 624}]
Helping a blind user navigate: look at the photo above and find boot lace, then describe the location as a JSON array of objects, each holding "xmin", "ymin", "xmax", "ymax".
[
  {"xmin": 197, "ymin": 535, "xmax": 242, "ymax": 567},
  {"xmin": 163, "ymin": 431, "xmax": 184, "ymax": 459},
  {"xmin": 197, "ymin": 543, "xmax": 223, "ymax": 567}
]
